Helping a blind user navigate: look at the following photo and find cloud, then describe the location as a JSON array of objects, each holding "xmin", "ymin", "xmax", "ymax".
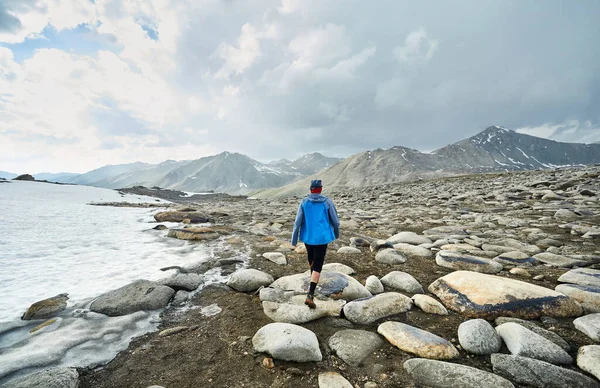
[
  {"xmin": 393, "ymin": 27, "xmax": 438, "ymax": 63},
  {"xmin": 213, "ymin": 23, "xmax": 262, "ymax": 79},
  {"xmin": 516, "ymin": 120, "xmax": 600, "ymax": 144}
]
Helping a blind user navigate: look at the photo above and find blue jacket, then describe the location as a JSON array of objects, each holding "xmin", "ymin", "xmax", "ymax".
[{"xmin": 291, "ymin": 194, "xmax": 340, "ymax": 246}]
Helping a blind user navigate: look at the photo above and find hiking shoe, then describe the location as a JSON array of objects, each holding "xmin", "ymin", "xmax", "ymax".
[{"xmin": 305, "ymin": 294, "xmax": 316, "ymax": 309}]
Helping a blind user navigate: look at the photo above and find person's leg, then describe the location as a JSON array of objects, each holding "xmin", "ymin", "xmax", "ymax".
[
  {"xmin": 305, "ymin": 244, "xmax": 328, "ymax": 308},
  {"xmin": 305, "ymin": 244, "xmax": 315, "ymax": 273}
]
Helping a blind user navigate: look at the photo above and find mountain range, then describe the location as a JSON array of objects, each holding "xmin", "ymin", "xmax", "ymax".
[{"xmin": 3, "ymin": 126, "xmax": 599, "ymax": 195}]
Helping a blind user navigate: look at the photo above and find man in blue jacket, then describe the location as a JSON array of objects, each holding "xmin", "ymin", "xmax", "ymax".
[{"xmin": 291, "ymin": 179, "xmax": 340, "ymax": 308}]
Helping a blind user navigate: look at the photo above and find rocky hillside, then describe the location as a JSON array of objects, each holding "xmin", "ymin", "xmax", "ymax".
[{"xmin": 253, "ymin": 126, "xmax": 600, "ymax": 198}]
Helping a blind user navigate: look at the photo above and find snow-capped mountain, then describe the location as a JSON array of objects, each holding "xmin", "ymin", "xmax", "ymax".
[{"xmin": 254, "ymin": 126, "xmax": 600, "ymax": 197}]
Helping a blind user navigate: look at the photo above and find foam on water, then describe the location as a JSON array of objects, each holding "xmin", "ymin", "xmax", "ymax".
[{"xmin": 0, "ymin": 181, "xmax": 213, "ymax": 382}]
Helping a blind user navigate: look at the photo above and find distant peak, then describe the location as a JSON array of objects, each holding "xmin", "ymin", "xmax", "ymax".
[{"xmin": 484, "ymin": 125, "xmax": 511, "ymax": 133}]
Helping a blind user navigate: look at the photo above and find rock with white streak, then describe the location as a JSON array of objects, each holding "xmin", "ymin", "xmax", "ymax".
[
  {"xmin": 558, "ymin": 268, "xmax": 600, "ymax": 287},
  {"xmin": 411, "ymin": 294, "xmax": 448, "ymax": 315},
  {"xmin": 404, "ymin": 358, "xmax": 515, "ymax": 388},
  {"xmin": 495, "ymin": 322, "xmax": 572, "ymax": 365},
  {"xmin": 493, "ymin": 251, "xmax": 536, "ymax": 267},
  {"xmin": 343, "ymin": 292, "xmax": 412, "ymax": 324},
  {"xmin": 380, "ymin": 271, "xmax": 424, "ymax": 294},
  {"xmin": 435, "ymin": 251, "xmax": 503, "ymax": 274},
  {"xmin": 555, "ymin": 284, "xmax": 600, "ymax": 313},
  {"xmin": 491, "ymin": 353, "xmax": 599, "ymax": 388},
  {"xmin": 378, "ymin": 321, "xmax": 458, "ymax": 360},
  {"xmin": 252, "ymin": 323, "xmax": 322, "ymax": 362},
  {"xmin": 577, "ymin": 345, "xmax": 600, "ymax": 381},
  {"xmin": 458, "ymin": 319, "xmax": 502, "ymax": 355}
]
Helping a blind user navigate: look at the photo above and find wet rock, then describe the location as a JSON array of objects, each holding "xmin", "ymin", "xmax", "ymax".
[
  {"xmin": 337, "ymin": 246, "xmax": 362, "ymax": 254},
  {"xmin": 391, "ymin": 243, "xmax": 433, "ymax": 259},
  {"xmin": 21, "ymin": 293, "xmax": 69, "ymax": 320},
  {"xmin": 495, "ymin": 322, "xmax": 572, "ymax": 365},
  {"xmin": 262, "ymin": 252, "xmax": 287, "ymax": 265},
  {"xmin": 387, "ymin": 231, "xmax": 432, "ymax": 245},
  {"xmin": 404, "ymin": 358, "xmax": 514, "ymax": 388},
  {"xmin": 493, "ymin": 251, "xmax": 536, "ymax": 267},
  {"xmin": 90, "ymin": 280, "xmax": 175, "ymax": 317},
  {"xmin": 152, "ymin": 224, "xmax": 167, "ymax": 230},
  {"xmin": 491, "ymin": 354, "xmax": 599, "ymax": 388},
  {"xmin": 365, "ymin": 275, "xmax": 384, "ymax": 294},
  {"xmin": 375, "ymin": 248, "xmax": 406, "ymax": 265},
  {"xmin": 227, "ymin": 269, "xmax": 274, "ymax": 292},
  {"xmin": 343, "ymin": 292, "xmax": 412, "ymax": 324},
  {"xmin": 3, "ymin": 367, "xmax": 79, "ymax": 388},
  {"xmin": 558, "ymin": 268, "xmax": 600, "ymax": 287},
  {"xmin": 555, "ymin": 284, "xmax": 600, "ymax": 313},
  {"xmin": 411, "ymin": 294, "xmax": 448, "ymax": 315},
  {"xmin": 252, "ymin": 323, "xmax": 322, "ymax": 362},
  {"xmin": 270, "ymin": 272, "xmax": 371, "ymax": 301},
  {"xmin": 172, "ymin": 290, "xmax": 189, "ymax": 306},
  {"xmin": 159, "ymin": 273, "xmax": 203, "ymax": 291},
  {"xmin": 380, "ymin": 271, "xmax": 424, "ymax": 294},
  {"xmin": 577, "ymin": 345, "xmax": 600, "ymax": 381},
  {"xmin": 495, "ymin": 317, "xmax": 569, "ymax": 351},
  {"xmin": 378, "ymin": 321, "xmax": 458, "ymax": 360},
  {"xmin": 574, "ymin": 313, "xmax": 600, "ymax": 341},
  {"xmin": 328, "ymin": 329, "xmax": 384, "ymax": 367},
  {"xmin": 435, "ymin": 251, "xmax": 503, "ymax": 274},
  {"xmin": 154, "ymin": 211, "xmax": 211, "ymax": 223},
  {"xmin": 428, "ymin": 271, "xmax": 583, "ymax": 319},
  {"xmin": 458, "ymin": 319, "xmax": 502, "ymax": 355},
  {"xmin": 318, "ymin": 372, "xmax": 352, "ymax": 388},
  {"xmin": 167, "ymin": 227, "xmax": 219, "ymax": 240}
]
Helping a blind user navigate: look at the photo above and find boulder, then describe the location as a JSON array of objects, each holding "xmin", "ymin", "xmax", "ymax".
[
  {"xmin": 493, "ymin": 251, "xmax": 536, "ymax": 267},
  {"xmin": 555, "ymin": 284, "xmax": 600, "ymax": 313},
  {"xmin": 270, "ymin": 272, "xmax": 371, "ymax": 301},
  {"xmin": 411, "ymin": 294, "xmax": 448, "ymax": 315},
  {"xmin": 154, "ymin": 211, "xmax": 211, "ymax": 223},
  {"xmin": 159, "ymin": 273, "xmax": 203, "ymax": 291},
  {"xmin": 328, "ymin": 329, "xmax": 384, "ymax": 367},
  {"xmin": 558, "ymin": 268, "xmax": 600, "ymax": 287},
  {"xmin": 262, "ymin": 297, "xmax": 345, "ymax": 323},
  {"xmin": 167, "ymin": 228, "xmax": 219, "ymax": 240},
  {"xmin": 494, "ymin": 317, "xmax": 569, "ymax": 351},
  {"xmin": 387, "ymin": 231, "xmax": 432, "ymax": 245},
  {"xmin": 252, "ymin": 323, "xmax": 322, "ymax": 362},
  {"xmin": 370, "ymin": 240, "xmax": 394, "ymax": 252},
  {"xmin": 262, "ymin": 252, "xmax": 287, "ymax": 265},
  {"xmin": 349, "ymin": 237, "xmax": 371, "ymax": 248},
  {"xmin": 365, "ymin": 276, "xmax": 384, "ymax": 294},
  {"xmin": 343, "ymin": 292, "xmax": 412, "ymax": 324},
  {"xmin": 391, "ymin": 243, "xmax": 433, "ymax": 259},
  {"xmin": 375, "ymin": 248, "xmax": 406, "ymax": 265},
  {"xmin": 532, "ymin": 252, "xmax": 587, "ymax": 268},
  {"xmin": 318, "ymin": 372, "xmax": 352, "ymax": 388},
  {"xmin": 12, "ymin": 174, "xmax": 35, "ymax": 181},
  {"xmin": 577, "ymin": 345, "xmax": 600, "ymax": 381},
  {"xmin": 435, "ymin": 251, "xmax": 503, "ymax": 274},
  {"xmin": 404, "ymin": 358, "xmax": 515, "ymax": 388},
  {"xmin": 495, "ymin": 322, "xmax": 572, "ymax": 365},
  {"xmin": 337, "ymin": 246, "xmax": 361, "ymax": 254},
  {"xmin": 227, "ymin": 269, "xmax": 274, "ymax": 292},
  {"xmin": 4, "ymin": 367, "xmax": 79, "ymax": 388},
  {"xmin": 90, "ymin": 280, "xmax": 175, "ymax": 317},
  {"xmin": 428, "ymin": 271, "xmax": 583, "ymax": 319},
  {"xmin": 21, "ymin": 293, "xmax": 69, "ymax": 320},
  {"xmin": 380, "ymin": 271, "xmax": 424, "ymax": 294},
  {"xmin": 574, "ymin": 313, "xmax": 600, "ymax": 341},
  {"xmin": 458, "ymin": 319, "xmax": 502, "ymax": 355},
  {"xmin": 554, "ymin": 209, "xmax": 580, "ymax": 221},
  {"xmin": 378, "ymin": 321, "xmax": 458, "ymax": 360},
  {"xmin": 491, "ymin": 354, "xmax": 599, "ymax": 388}
]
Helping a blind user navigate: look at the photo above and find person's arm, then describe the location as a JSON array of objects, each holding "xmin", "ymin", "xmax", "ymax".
[
  {"xmin": 291, "ymin": 201, "xmax": 305, "ymax": 246},
  {"xmin": 327, "ymin": 198, "xmax": 340, "ymax": 239}
]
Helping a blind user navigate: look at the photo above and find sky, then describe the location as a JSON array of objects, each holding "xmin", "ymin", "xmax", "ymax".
[{"xmin": 0, "ymin": 0, "xmax": 599, "ymax": 174}]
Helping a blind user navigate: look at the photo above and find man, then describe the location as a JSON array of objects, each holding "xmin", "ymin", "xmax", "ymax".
[{"xmin": 291, "ymin": 179, "xmax": 340, "ymax": 308}]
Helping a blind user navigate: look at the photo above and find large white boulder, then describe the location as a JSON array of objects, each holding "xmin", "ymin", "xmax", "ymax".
[
  {"xmin": 378, "ymin": 321, "xmax": 458, "ymax": 360},
  {"xmin": 252, "ymin": 323, "xmax": 322, "ymax": 362},
  {"xmin": 343, "ymin": 292, "xmax": 412, "ymax": 324}
]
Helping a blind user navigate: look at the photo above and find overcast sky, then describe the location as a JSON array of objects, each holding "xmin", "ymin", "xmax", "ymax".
[{"xmin": 0, "ymin": 0, "xmax": 599, "ymax": 173}]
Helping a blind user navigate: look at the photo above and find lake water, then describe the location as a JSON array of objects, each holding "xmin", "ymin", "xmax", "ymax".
[{"xmin": 0, "ymin": 181, "xmax": 212, "ymax": 383}]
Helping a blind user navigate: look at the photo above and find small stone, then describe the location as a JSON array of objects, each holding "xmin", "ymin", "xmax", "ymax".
[
  {"xmin": 509, "ymin": 268, "xmax": 531, "ymax": 278},
  {"xmin": 533, "ymin": 275, "xmax": 545, "ymax": 280},
  {"xmin": 263, "ymin": 357, "xmax": 275, "ymax": 369},
  {"xmin": 337, "ymin": 246, "xmax": 362, "ymax": 254},
  {"xmin": 158, "ymin": 326, "xmax": 189, "ymax": 337}
]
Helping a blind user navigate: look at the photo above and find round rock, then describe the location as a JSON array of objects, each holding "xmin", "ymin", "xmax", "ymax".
[
  {"xmin": 90, "ymin": 280, "xmax": 175, "ymax": 317},
  {"xmin": 365, "ymin": 275, "xmax": 384, "ymax": 294},
  {"xmin": 227, "ymin": 269, "xmax": 274, "ymax": 292},
  {"xmin": 378, "ymin": 321, "xmax": 458, "ymax": 360},
  {"xmin": 458, "ymin": 319, "xmax": 502, "ymax": 355},
  {"xmin": 252, "ymin": 323, "xmax": 322, "ymax": 362},
  {"xmin": 411, "ymin": 294, "xmax": 448, "ymax": 315},
  {"xmin": 328, "ymin": 329, "xmax": 384, "ymax": 367},
  {"xmin": 380, "ymin": 271, "xmax": 424, "ymax": 294},
  {"xmin": 375, "ymin": 248, "xmax": 406, "ymax": 265}
]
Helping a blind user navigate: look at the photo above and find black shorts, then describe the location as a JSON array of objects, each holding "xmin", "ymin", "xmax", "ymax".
[{"xmin": 305, "ymin": 243, "xmax": 328, "ymax": 273}]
